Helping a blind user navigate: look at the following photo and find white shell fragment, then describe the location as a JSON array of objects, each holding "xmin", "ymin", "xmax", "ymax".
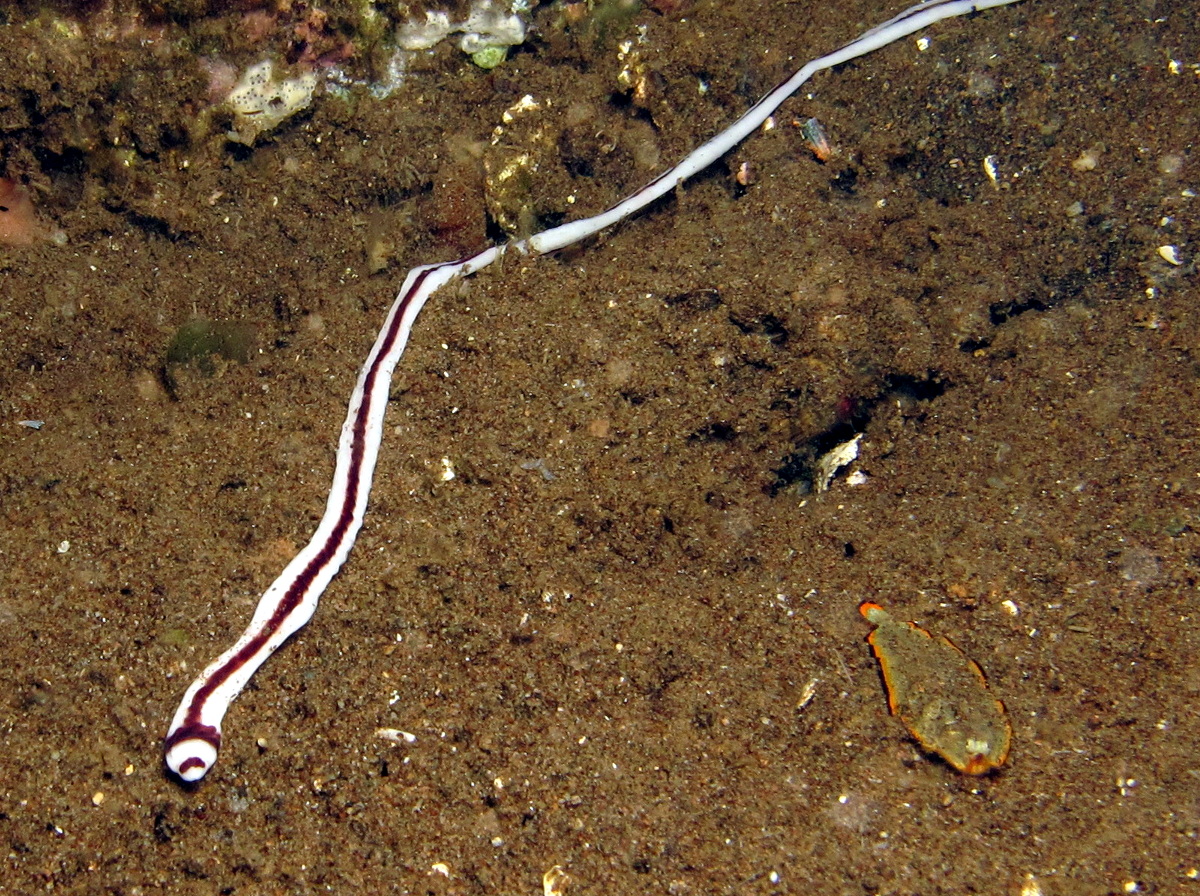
[
  {"xmin": 983, "ymin": 154, "xmax": 1000, "ymax": 187},
  {"xmin": 543, "ymin": 865, "xmax": 570, "ymax": 896},
  {"xmin": 815, "ymin": 434, "xmax": 862, "ymax": 492},
  {"xmin": 1158, "ymin": 245, "xmax": 1182, "ymax": 265},
  {"xmin": 1071, "ymin": 148, "xmax": 1100, "ymax": 172},
  {"xmin": 375, "ymin": 727, "xmax": 417, "ymax": 745}
]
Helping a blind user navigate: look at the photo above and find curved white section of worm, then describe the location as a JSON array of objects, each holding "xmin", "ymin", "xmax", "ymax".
[{"xmin": 165, "ymin": 0, "xmax": 1024, "ymax": 782}]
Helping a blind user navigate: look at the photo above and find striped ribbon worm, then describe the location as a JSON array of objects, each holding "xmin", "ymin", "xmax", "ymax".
[{"xmin": 165, "ymin": 0, "xmax": 1025, "ymax": 782}]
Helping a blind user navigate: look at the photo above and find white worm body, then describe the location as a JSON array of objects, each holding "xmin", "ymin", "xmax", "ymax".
[{"xmin": 165, "ymin": 0, "xmax": 1025, "ymax": 782}]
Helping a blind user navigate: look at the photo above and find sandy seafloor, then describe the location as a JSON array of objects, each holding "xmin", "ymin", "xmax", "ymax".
[{"xmin": 1, "ymin": 0, "xmax": 1198, "ymax": 892}]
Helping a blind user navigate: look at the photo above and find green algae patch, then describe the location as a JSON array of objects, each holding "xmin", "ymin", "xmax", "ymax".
[{"xmin": 166, "ymin": 319, "xmax": 255, "ymax": 371}]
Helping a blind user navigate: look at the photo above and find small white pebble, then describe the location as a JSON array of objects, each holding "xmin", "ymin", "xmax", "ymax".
[
  {"xmin": 375, "ymin": 728, "xmax": 417, "ymax": 744},
  {"xmin": 1158, "ymin": 245, "xmax": 1182, "ymax": 265},
  {"xmin": 543, "ymin": 865, "xmax": 570, "ymax": 896},
  {"xmin": 983, "ymin": 154, "xmax": 1000, "ymax": 186}
]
